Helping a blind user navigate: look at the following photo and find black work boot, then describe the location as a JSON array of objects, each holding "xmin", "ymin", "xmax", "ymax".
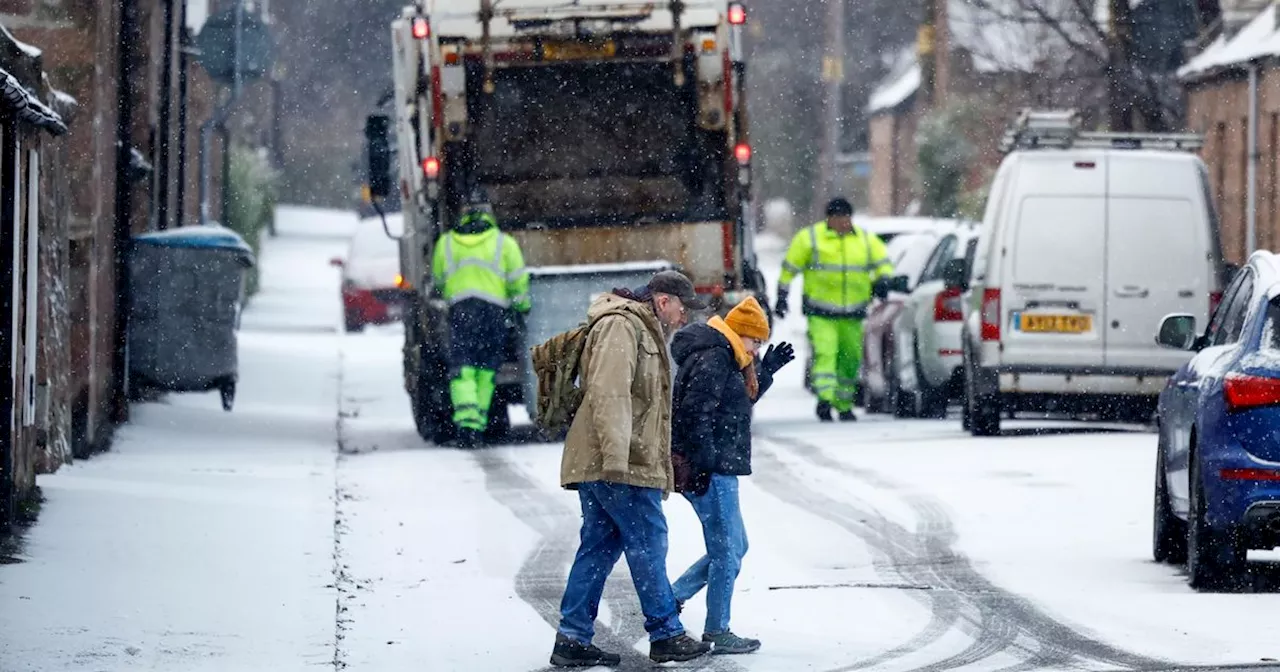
[
  {"xmin": 650, "ymin": 633, "xmax": 712, "ymax": 663},
  {"xmin": 550, "ymin": 633, "xmax": 622, "ymax": 668},
  {"xmin": 816, "ymin": 401, "xmax": 834, "ymax": 422},
  {"xmin": 839, "ymin": 410, "xmax": 857, "ymax": 422},
  {"xmin": 456, "ymin": 428, "xmax": 483, "ymax": 449}
]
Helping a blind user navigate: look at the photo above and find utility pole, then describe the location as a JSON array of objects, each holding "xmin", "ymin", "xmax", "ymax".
[
  {"xmin": 815, "ymin": 0, "xmax": 845, "ymax": 219},
  {"xmin": 1106, "ymin": 0, "xmax": 1135, "ymax": 131}
]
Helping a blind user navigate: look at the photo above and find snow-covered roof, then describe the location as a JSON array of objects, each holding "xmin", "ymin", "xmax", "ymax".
[
  {"xmin": 1179, "ymin": 3, "xmax": 1280, "ymax": 81},
  {"xmin": 0, "ymin": 23, "xmax": 41, "ymax": 58},
  {"xmin": 868, "ymin": 48, "xmax": 921, "ymax": 115},
  {"xmin": 187, "ymin": 0, "xmax": 210, "ymax": 32},
  {"xmin": 429, "ymin": 0, "xmax": 728, "ymax": 39}
]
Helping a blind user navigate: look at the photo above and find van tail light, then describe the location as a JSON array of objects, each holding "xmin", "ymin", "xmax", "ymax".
[
  {"xmin": 980, "ymin": 289, "xmax": 1001, "ymax": 341},
  {"xmin": 934, "ymin": 287, "xmax": 963, "ymax": 322},
  {"xmin": 1210, "ymin": 290, "xmax": 1224, "ymax": 316},
  {"xmin": 1224, "ymin": 372, "xmax": 1280, "ymax": 412}
]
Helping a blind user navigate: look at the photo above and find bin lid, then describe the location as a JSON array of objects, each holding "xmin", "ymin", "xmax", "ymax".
[{"xmin": 133, "ymin": 224, "xmax": 256, "ymax": 267}]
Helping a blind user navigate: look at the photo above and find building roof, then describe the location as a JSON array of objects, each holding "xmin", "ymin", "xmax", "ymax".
[
  {"xmin": 428, "ymin": 0, "xmax": 728, "ymax": 39},
  {"xmin": 868, "ymin": 48, "xmax": 921, "ymax": 115},
  {"xmin": 1179, "ymin": 3, "xmax": 1280, "ymax": 81}
]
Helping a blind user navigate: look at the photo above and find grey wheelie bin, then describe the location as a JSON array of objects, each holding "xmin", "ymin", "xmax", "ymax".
[{"xmin": 128, "ymin": 224, "xmax": 256, "ymax": 411}]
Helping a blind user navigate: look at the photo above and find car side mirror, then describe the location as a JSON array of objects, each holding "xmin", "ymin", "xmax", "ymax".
[
  {"xmin": 887, "ymin": 275, "xmax": 910, "ymax": 294},
  {"xmin": 364, "ymin": 114, "xmax": 393, "ymax": 199},
  {"xmin": 329, "ymin": 256, "xmax": 345, "ymax": 268},
  {"xmin": 1155, "ymin": 313, "xmax": 1199, "ymax": 351},
  {"xmin": 942, "ymin": 258, "xmax": 968, "ymax": 291}
]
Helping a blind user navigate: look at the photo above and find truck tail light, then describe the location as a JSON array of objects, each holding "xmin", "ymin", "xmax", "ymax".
[
  {"xmin": 422, "ymin": 157, "xmax": 440, "ymax": 180},
  {"xmin": 1224, "ymin": 372, "xmax": 1280, "ymax": 412},
  {"xmin": 412, "ymin": 18, "xmax": 430, "ymax": 39},
  {"xmin": 980, "ymin": 289, "xmax": 1001, "ymax": 341},
  {"xmin": 935, "ymin": 287, "xmax": 963, "ymax": 322},
  {"xmin": 734, "ymin": 143, "xmax": 751, "ymax": 164},
  {"xmin": 728, "ymin": 3, "xmax": 746, "ymax": 25}
]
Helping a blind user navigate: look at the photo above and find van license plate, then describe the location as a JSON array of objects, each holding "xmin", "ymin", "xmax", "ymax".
[{"xmin": 1020, "ymin": 314, "xmax": 1091, "ymax": 333}]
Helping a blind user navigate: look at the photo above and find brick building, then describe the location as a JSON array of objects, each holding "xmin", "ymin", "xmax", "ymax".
[
  {"xmin": 0, "ymin": 0, "xmax": 226, "ymax": 529},
  {"xmin": 1180, "ymin": 0, "xmax": 1280, "ymax": 265}
]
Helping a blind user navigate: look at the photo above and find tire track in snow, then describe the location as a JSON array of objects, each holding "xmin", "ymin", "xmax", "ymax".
[
  {"xmin": 758, "ymin": 434, "xmax": 1172, "ymax": 672},
  {"xmin": 473, "ymin": 449, "xmax": 741, "ymax": 672}
]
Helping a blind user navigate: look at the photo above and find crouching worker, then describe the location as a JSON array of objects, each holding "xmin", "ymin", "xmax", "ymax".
[
  {"xmin": 669, "ymin": 296, "xmax": 795, "ymax": 654},
  {"xmin": 550, "ymin": 271, "xmax": 714, "ymax": 667}
]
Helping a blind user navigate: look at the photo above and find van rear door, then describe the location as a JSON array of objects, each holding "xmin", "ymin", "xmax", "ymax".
[
  {"xmin": 1104, "ymin": 154, "xmax": 1213, "ymax": 372},
  {"xmin": 1001, "ymin": 153, "xmax": 1107, "ymax": 368}
]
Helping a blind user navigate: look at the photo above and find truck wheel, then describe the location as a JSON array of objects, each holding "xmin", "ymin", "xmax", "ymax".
[{"xmin": 412, "ymin": 354, "xmax": 454, "ymax": 445}]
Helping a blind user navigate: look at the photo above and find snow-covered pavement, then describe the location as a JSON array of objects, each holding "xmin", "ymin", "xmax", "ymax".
[{"xmin": 3, "ymin": 208, "xmax": 1280, "ymax": 671}]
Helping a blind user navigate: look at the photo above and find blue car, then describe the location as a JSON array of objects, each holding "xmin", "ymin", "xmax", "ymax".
[{"xmin": 1153, "ymin": 251, "xmax": 1280, "ymax": 590}]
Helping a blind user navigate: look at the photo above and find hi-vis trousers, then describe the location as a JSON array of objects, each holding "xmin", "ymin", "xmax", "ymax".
[{"xmin": 807, "ymin": 316, "xmax": 864, "ymax": 413}]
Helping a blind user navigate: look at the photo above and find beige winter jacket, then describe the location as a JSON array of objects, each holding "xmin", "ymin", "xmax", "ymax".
[{"xmin": 560, "ymin": 293, "xmax": 674, "ymax": 495}]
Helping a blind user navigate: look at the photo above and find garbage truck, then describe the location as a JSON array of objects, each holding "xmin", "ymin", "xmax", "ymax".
[{"xmin": 365, "ymin": 0, "xmax": 767, "ymax": 444}]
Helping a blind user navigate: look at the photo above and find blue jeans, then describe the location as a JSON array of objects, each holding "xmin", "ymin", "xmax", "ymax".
[
  {"xmin": 672, "ymin": 474, "xmax": 748, "ymax": 634},
  {"xmin": 558, "ymin": 481, "xmax": 685, "ymax": 644}
]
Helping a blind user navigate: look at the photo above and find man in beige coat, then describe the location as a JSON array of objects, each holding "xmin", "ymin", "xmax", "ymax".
[{"xmin": 550, "ymin": 271, "xmax": 713, "ymax": 668}]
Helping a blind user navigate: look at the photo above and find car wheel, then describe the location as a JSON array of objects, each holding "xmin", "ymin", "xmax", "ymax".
[
  {"xmin": 914, "ymin": 342, "xmax": 949, "ymax": 420},
  {"xmin": 889, "ymin": 347, "xmax": 916, "ymax": 418},
  {"xmin": 1152, "ymin": 427, "xmax": 1188, "ymax": 564},
  {"xmin": 1187, "ymin": 445, "xmax": 1245, "ymax": 590},
  {"xmin": 965, "ymin": 359, "xmax": 1001, "ymax": 437}
]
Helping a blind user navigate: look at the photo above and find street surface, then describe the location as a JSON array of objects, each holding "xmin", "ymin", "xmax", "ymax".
[{"xmin": 2, "ymin": 208, "xmax": 1279, "ymax": 671}]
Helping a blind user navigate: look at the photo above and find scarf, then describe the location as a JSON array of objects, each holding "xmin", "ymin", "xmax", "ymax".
[{"xmin": 707, "ymin": 316, "xmax": 759, "ymax": 400}]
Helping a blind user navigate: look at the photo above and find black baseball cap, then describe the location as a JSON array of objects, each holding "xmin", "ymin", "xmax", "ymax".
[{"xmin": 647, "ymin": 270, "xmax": 708, "ymax": 310}]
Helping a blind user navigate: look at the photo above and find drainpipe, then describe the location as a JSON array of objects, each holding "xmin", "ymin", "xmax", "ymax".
[
  {"xmin": 112, "ymin": 0, "xmax": 141, "ymax": 423},
  {"xmin": 176, "ymin": 6, "xmax": 190, "ymax": 227},
  {"xmin": 1247, "ymin": 61, "xmax": 1259, "ymax": 257},
  {"xmin": 156, "ymin": 0, "xmax": 175, "ymax": 230}
]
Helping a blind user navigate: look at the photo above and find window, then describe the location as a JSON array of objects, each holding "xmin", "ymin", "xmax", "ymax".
[
  {"xmin": 919, "ymin": 235, "xmax": 958, "ymax": 284},
  {"xmin": 1261, "ymin": 300, "xmax": 1280, "ymax": 352},
  {"xmin": 963, "ymin": 237, "xmax": 980, "ymax": 277},
  {"xmin": 1210, "ymin": 269, "xmax": 1254, "ymax": 346}
]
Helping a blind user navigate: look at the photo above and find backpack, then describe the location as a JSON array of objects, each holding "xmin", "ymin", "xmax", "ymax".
[
  {"xmin": 529, "ymin": 309, "xmax": 638, "ymax": 436},
  {"xmin": 529, "ymin": 319, "xmax": 598, "ymax": 437}
]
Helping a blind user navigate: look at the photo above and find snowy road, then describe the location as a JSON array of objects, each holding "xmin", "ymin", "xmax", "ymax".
[{"xmin": 3, "ymin": 209, "xmax": 1280, "ymax": 671}]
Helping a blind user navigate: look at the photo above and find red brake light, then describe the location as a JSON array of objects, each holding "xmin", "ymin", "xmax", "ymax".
[
  {"xmin": 980, "ymin": 289, "xmax": 1001, "ymax": 341},
  {"xmin": 422, "ymin": 157, "xmax": 440, "ymax": 180},
  {"xmin": 412, "ymin": 17, "xmax": 430, "ymax": 39},
  {"xmin": 1210, "ymin": 290, "xmax": 1224, "ymax": 317},
  {"xmin": 934, "ymin": 287, "xmax": 963, "ymax": 322},
  {"xmin": 728, "ymin": 3, "xmax": 746, "ymax": 25},
  {"xmin": 1224, "ymin": 372, "xmax": 1280, "ymax": 412},
  {"xmin": 734, "ymin": 143, "xmax": 751, "ymax": 164},
  {"xmin": 1221, "ymin": 468, "xmax": 1280, "ymax": 481}
]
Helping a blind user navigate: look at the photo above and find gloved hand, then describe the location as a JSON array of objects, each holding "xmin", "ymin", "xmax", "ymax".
[
  {"xmin": 774, "ymin": 289, "xmax": 790, "ymax": 319},
  {"xmin": 872, "ymin": 277, "xmax": 891, "ymax": 300},
  {"xmin": 761, "ymin": 341, "xmax": 796, "ymax": 375}
]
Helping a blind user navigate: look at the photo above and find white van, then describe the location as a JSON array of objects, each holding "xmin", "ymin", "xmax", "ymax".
[{"xmin": 947, "ymin": 113, "xmax": 1228, "ymax": 436}]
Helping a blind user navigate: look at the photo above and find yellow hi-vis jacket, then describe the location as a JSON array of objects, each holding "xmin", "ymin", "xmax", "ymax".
[
  {"xmin": 431, "ymin": 224, "xmax": 531, "ymax": 313},
  {"xmin": 779, "ymin": 220, "xmax": 893, "ymax": 318}
]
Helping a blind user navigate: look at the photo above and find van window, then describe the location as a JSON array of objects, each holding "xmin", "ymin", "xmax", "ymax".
[{"xmin": 1011, "ymin": 196, "xmax": 1106, "ymax": 283}]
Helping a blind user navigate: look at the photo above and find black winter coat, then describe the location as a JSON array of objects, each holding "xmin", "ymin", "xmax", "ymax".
[{"xmin": 671, "ymin": 323, "xmax": 775, "ymax": 481}]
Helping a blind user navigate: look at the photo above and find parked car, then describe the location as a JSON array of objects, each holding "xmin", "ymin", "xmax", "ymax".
[
  {"xmin": 951, "ymin": 124, "xmax": 1227, "ymax": 436},
  {"xmin": 858, "ymin": 216, "xmax": 958, "ymax": 246},
  {"xmin": 861, "ymin": 230, "xmax": 947, "ymax": 413},
  {"xmin": 332, "ymin": 214, "xmax": 407, "ymax": 332},
  {"xmin": 888, "ymin": 220, "xmax": 981, "ymax": 418},
  {"xmin": 1152, "ymin": 251, "xmax": 1280, "ymax": 590}
]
